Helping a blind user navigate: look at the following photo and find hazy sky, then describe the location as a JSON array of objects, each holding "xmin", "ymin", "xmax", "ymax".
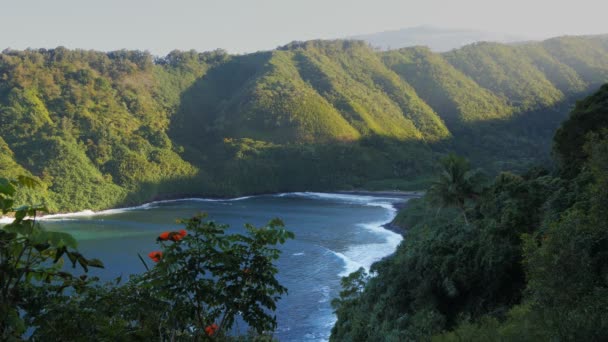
[{"xmin": 1, "ymin": 0, "xmax": 607, "ymax": 55}]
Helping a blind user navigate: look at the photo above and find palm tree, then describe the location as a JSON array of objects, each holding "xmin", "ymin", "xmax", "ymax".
[{"xmin": 427, "ymin": 154, "xmax": 484, "ymax": 225}]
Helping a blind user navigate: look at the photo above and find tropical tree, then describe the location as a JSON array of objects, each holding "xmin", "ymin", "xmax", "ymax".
[
  {"xmin": 0, "ymin": 176, "xmax": 102, "ymax": 339},
  {"xmin": 138, "ymin": 214, "xmax": 295, "ymax": 339},
  {"xmin": 427, "ymin": 154, "xmax": 485, "ymax": 225}
]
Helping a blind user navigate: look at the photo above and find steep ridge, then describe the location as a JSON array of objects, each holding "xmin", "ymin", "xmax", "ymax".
[
  {"xmin": 1, "ymin": 35, "xmax": 608, "ymax": 211},
  {"xmin": 382, "ymin": 46, "xmax": 512, "ymax": 128},
  {"xmin": 0, "ymin": 49, "xmax": 201, "ymax": 210},
  {"xmin": 330, "ymin": 83, "xmax": 608, "ymax": 342},
  {"xmin": 287, "ymin": 40, "xmax": 450, "ymax": 142},
  {"xmin": 517, "ymin": 43, "xmax": 587, "ymax": 95},
  {"xmin": 540, "ymin": 35, "xmax": 608, "ymax": 87},
  {"xmin": 443, "ymin": 42, "xmax": 565, "ymax": 111}
]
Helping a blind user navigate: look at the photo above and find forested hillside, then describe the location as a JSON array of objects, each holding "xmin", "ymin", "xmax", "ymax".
[
  {"xmin": 1, "ymin": 35, "xmax": 608, "ymax": 211},
  {"xmin": 331, "ymin": 84, "xmax": 608, "ymax": 341}
]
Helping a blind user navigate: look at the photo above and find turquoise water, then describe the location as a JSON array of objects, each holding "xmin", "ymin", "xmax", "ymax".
[{"xmin": 38, "ymin": 192, "xmax": 407, "ymax": 341}]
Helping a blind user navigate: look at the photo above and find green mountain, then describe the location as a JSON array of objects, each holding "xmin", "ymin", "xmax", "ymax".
[
  {"xmin": 331, "ymin": 83, "xmax": 608, "ymax": 342},
  {"xmin": 541, "ymin": 35, "xmax": 608, "ymax": 87},
  {"xmin": 1, "ymin": 35, "xmax": 608, "ymax": 211},
  {"xmin": 382, "ymin": 46, "xmax": 512, "ymax": 128},
  {"xmin": 444, "ymin": 42, "xmax": 565, "ymax": 111},
  {"xmin": 173, "ymin": 41, "xmax": 449, "ymax": 145}
]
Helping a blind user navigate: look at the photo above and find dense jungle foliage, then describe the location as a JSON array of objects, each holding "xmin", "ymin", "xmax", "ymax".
[
  {"xmin": 330, "ymin": 84, "xmax": 608, "ymax": 341},
  {"xmin": 1, "ymin": 35, "xmax": 608, "ymax": 211},
  {"xmin": 0, "ymin": 176, "xmax": 293, "ymax": 340}
]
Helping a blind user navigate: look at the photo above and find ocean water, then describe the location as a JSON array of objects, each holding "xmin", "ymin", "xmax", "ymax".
[{"xmin": 36, "ymin": 192, "xmax": 408, "ymax": 341}]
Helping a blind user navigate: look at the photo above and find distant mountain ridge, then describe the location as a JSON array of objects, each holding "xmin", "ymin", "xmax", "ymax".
[
  {"xmin": 349, "ymin": 26, "xmax": 533, "ymax": 52},
  {"xmin": 1, "ymin": 34, "xmax": 608, "ymax": 211}
]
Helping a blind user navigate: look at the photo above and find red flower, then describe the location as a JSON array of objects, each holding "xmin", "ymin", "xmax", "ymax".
[
  {"xmin": 148, "ymin": 251, "xmax": 162, "ymax": 263},
  {"xmin": 170, "ymin": 229, "xmax": 187, "ymax": 241},
  {"xmin": 243, "ymin": 268, "xmax": 251, "ymax": 274},
  {"xmin": 205, "ymin": 323, "xmax": 219, "ymax": 336},
  {"xmin": 158, "ymin": 229, "xmax": 187, "ymax": 242},
  {"xmin": 158, "ymin": 232, "xmax": 170, "ymax": 241}
]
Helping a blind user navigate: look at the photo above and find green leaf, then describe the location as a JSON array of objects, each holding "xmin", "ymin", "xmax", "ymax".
[
  {"xmin": 53, "ymin": 246, "xmax": 66, "ymax": 263},
  {"xmin": 67, "ymin": 251, "xmax": 78, "ymax": 267},
  {"xmin": 87, "ymin": 258, "xmax": 104, "ymax": 268},
  {"xmin": 77, "ymin": 256, "xmax": 89, "ymax": 272},
  {"xmin": 34, "ymin": 230, "xmax": 78, "ymax": 248},
  {"xmin": 4, "ymin": 220, "xmax": 35, "ymax": 235},
  {"xmin": 0, "ymin": 230, "xmax": 17, "ymax": 241},
  {"xmin": 14, "ymin": 209, "xmax": 27, "ymax": 222},
  {"xmin": 0, "ymin": 178, "xmax": 16, "ymax": 196},
  {"xmin": 12, "ymin": 205, "xmax": 31, "ymax": 212},
  {"xmin": 34, "ymin": 242, "xmax": 50, "ymax": 252},
  {"xmin": 0, "ymin": 198, "xmax": 14, "ymax": 214}
]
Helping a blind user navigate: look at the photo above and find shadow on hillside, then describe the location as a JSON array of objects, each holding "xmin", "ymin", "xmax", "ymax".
[
  {"xmin": 161, "ymin": 61, "xmax": 598, "ymax": 199},
  {"xmin": 169, "ymin": 51, "xmax": 273, "ymax": 159}
]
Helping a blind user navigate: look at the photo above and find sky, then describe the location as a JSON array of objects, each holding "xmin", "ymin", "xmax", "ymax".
[{"xmin": 1, "ymin": 0, "xmax": 607, "ymax": 56}]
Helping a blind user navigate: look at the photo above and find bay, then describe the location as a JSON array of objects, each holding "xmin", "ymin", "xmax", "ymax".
[{"xmin": 39, "ymin": 192, "xmax": 408, "ymax": 341}]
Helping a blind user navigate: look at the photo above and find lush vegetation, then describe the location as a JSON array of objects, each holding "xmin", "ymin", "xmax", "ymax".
[
  {"xmin": 1, "ymin": 35, "xmax": 608, "ymax": 212},
  {"xmin": 331, "ymin": 84, "xmax": 608, "ymax": 341},
  {"xmin": 0, "ymin": 176, "xmax": 293, "ymax": 340}
]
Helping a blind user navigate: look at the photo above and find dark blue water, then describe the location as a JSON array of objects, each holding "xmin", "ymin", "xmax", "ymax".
[{"xmin": 38, "ymin": 192, "xmax": 406, "ymax": 341}]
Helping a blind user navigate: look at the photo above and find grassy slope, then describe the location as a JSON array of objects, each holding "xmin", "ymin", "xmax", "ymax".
[
  {"xmin": 382, "ymin": 46, "xmax": 512, "ymax": 128},
  {"xmin": 444, "ymin": 42, "xmax": 565, "ymax": 111},
  {"xmin": 1, "ymin": 35, "xmax": 608, "ymax": 211}
]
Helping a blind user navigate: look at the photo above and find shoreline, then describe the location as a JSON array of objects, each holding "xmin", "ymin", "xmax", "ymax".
[
  {"xmin": 336, "ymin": 190, "xmax": 424, "ymax": 198},
  {"xmin": 1, "ymin": 190, "xmax": 423, "ymax": 226},
  {"xmin": 2, "ymin": 189, "xmax": 425, "ymax": 218},
  {"xmin": 379, "ymin": 194, "xmax": 421, "ymax": 235}
]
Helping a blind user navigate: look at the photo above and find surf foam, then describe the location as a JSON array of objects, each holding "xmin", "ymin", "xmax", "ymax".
[
  {"xmin": 276, "ymin": 191, "xmax": 402, "ymax": 204},
  {"xmin": 37, "ymin": 195, "xmax": 255, "ymax": 220},
  {"xmin": 316, "ymin": 194, "xmax": 405, "ymax": 278},
  {"xmin": 328, "ymin": 250, "xmax": 365, "ymax": 277}
]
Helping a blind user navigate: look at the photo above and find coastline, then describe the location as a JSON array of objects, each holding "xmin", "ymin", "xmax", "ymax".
[
  {"xmin": 1, "ymin": 190, "xmax": 424, "ymax": 225},
  {"xmin": 379, "ymin": 193, "xmax": 422, "ymax": 235},
  {"xmin": 336, "ymin": 190, "xmax": 425, "ymax": 198},
  {"xmin": 2, "ymin": 189, "xmax": 425, "ymax": 217},
  {"xmin": 1, "ymin": 188, "xmax": 417, "ymax": 340}
]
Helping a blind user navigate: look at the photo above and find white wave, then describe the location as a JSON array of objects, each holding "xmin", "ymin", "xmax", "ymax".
[
  {"xmin": 342, "ymin": 219, "xmax": 403, "ymax": 272},
  {"xmin": 325, "ymin": 315, "xmax": 338, "ymax": 328},
  {"xmin": 342, "ymin": 240, "xmax": 400, "ymax": 271},
  {"xmin": 365, "ymin": 201, "xmax": 398, "ymax": 213},
  {"xmin": 327, "ymin": 198, "xmax": 404, "ymax": 278},
  {"xmin": 38, "ymin": 210, "xmax": 97, "ymax": 220},
  {"xmin": 276, "ymin": 191, "xmax": 403, "ymax": 204},
  {"xmin": 318, "ymin": 285, "xmax": 331, "ymax": 303},
  {"xmin": 328, "ymin": 249, "xmax": 364, "ymax": 277},
  {"xmin": 277, "ymin": 191, "xmax": 376, "ymax": 202},
  {"xmin": 36, "ymin": 195, "xmax": 255, "ymax": 220},
  {"xmin": 37, "ymin": 192, "xmax": 401, "ymax": 221},
  {"xmin": 167, "ymin": 196, "xmax": 253, "ymax": 203},
  {"xmin": 275, "ymin": 191, "xmax": 390, "ymax": 202},
  {"xmin": 0, "ymin": 216, "xmax": 14, "ymax": 224},
  {"xmin": 292, "ymin": 252, "xmax": 305, "ymax": 256}
]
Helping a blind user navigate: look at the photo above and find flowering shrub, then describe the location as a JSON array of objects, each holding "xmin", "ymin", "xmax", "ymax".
[
  {"xmin": 157, "ymin": 229, "xmax": 187, "ymax": 242},
  {"xmin": 2, "ymin": 176, "xmax": 292, "ymax": 340},
  {"xmin": 139, "ymin": 213, "xmax": 294, "ymax": 339},
  {"xmin": 147, "ymin": 250, "xmax": 163, "ymax": 262},
  {"xmin": 205, "ymin": 323, "xmax": 219, "ymax": 336}
]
